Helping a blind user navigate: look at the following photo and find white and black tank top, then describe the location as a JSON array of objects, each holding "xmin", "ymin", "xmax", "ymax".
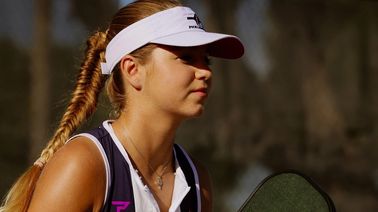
[{"xmin": 68, "ymin": 121, "xmax": 201, "ymax": 212}]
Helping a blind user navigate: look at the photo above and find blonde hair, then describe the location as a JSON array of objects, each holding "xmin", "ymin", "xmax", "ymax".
[{"xmin": 0, "ymin": 0, "xmax": 181, "ymax": 211}]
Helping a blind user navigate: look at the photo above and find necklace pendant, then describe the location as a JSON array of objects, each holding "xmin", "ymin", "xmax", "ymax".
[{"xmin": 156, "ymin": 176, "xmax": 163, "ymax": 190}]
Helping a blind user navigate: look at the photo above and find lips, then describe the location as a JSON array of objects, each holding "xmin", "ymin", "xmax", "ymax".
[{"xmin": 191, "ymin": 87, "xmax": 208, "ymax": 97}]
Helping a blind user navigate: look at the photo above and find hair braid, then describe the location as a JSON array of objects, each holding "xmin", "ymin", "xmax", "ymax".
[
  {"xmin": 0, "ymin": 31, "xmax": 108, "ymax": 212},
  {"xmin": 37, "ymin": 31, "xmax": 108, "ymax": 164}
]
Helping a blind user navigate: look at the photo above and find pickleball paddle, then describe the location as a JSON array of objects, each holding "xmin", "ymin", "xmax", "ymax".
[{"xmin": 238, "ymin": 171, "xmax": 336, "ymax": 212}]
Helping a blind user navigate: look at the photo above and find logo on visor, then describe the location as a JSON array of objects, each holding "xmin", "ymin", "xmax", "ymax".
[{"xmin": 187, "ymin": 14, "xmax": 204, "ymax": 29}]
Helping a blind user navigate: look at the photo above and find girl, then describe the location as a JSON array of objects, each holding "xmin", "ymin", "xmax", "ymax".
[{"xmin": 1, "ymin": 0, "xmax": 243, "ymax": 211}]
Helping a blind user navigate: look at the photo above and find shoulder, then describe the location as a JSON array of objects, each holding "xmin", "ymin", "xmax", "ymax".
[
  {"xmin": 191, "ymin": 157, "xmax": 213, "ymax": 212},
  {"xmin": 174, "ymin": 145, "xmax": 213, "ymax": 211},
  {"xmin": 28, "ymin": 136, "xmax": 106, "ymax": 212}
]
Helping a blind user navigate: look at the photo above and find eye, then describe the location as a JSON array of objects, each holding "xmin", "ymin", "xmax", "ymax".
[{"xmin": 178, "ymin": 54, "xmax": 194, "ymax": 64}]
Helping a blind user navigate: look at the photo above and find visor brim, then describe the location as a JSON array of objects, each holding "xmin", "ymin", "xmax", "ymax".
[{"xmin": 151, "ymin": 31, "xmax": 244, "ymax": 59}]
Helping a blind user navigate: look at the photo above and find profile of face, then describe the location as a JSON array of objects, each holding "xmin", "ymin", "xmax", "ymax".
[{"xmin": 122, "ymin": 45, "xmax": 212, "ymax": 120}]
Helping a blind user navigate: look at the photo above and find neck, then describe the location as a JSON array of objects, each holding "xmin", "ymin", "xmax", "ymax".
[{"xmin": 112, "ymin": 108, "xmax": 182, "ymax": 173}]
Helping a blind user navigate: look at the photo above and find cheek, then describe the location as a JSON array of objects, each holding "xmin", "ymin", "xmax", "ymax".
[{"xmin": 155, "ymin": 65, "xmax": 194, "ymax": 90}]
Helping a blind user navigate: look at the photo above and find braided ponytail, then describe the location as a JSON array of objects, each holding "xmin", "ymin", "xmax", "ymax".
[
  {"xmin": 0, "ymin": 31, "xmax": 108, "ymax": 212},
  {"xmin": 38, "ymin": 31, "xmax": 108, "ymax": 165}
]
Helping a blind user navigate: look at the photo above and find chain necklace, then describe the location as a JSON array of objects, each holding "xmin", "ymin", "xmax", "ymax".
[{"xmin": 122, "ymin": 126, "xmax": 171, "ymax": 190}]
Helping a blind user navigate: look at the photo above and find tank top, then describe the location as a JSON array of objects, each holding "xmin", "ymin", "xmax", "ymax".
[{"xmin": 68, "ymin": 120, "xmax": 201, "ymax": 212}]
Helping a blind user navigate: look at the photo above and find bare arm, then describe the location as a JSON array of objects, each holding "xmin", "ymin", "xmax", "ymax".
[{"xmin": 28, "ymin": 137, "xmax": 106, "ymax": 212}]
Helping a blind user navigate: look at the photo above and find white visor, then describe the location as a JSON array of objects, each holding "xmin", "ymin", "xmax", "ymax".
[{"xmin": 101, "ymin": 6, "xmax": 244, "ymax": 75}]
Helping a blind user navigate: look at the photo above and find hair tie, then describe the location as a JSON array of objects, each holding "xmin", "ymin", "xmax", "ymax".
[{"xmin": 33, "ymin": 158, "xmax": 46, "ymax": 168}]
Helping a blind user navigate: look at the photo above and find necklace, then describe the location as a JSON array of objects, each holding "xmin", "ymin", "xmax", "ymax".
[{"xmin": 122, "ymin": 126, "xmax": 171, "ymax": 190}]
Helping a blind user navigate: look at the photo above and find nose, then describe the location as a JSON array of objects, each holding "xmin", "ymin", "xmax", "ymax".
[{"xmin": 194, "ymin": 67, "xmax": 212, "ymax": 81}]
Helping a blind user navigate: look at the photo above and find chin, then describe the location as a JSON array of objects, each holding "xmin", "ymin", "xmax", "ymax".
[
  {"xmin": 175, "ymin": 103, "xmax": 206, "ymax": 119},
  {"xmin": 187, "ymin": 106, "xmax": 205, "ymax": 118}
]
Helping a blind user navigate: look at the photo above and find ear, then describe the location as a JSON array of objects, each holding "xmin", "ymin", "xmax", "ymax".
[{"xmin": 119, "ymin": 55, "xmax": 143, "ymax": 90}]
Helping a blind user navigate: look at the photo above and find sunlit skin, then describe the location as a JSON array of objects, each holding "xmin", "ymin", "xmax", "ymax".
[
  {"xmin": 112, "ymin": 45, "xmax": 212, "ymax": 211},
  {"xmin": 28, "ymin": 45, "xmax": 213, "ymax": 212},
  {"xmin": 134, "ymin": 45, "xmax": 212, "ymax": 119}
]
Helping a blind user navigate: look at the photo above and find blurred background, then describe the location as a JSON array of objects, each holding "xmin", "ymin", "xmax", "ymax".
[{"xmin": 1, "ymin": 0, "xmax": 378, "ymax": 211}]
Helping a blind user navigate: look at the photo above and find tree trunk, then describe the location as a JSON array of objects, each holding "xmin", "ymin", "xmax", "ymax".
[{"xmin": 29, "ymin": 0, "xmax": 51, "ymax": 163}]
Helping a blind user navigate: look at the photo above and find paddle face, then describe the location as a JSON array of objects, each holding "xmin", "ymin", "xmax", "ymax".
[{"xmin": 238, "ymin": 171, "xmax": 335, "ymax": 212}]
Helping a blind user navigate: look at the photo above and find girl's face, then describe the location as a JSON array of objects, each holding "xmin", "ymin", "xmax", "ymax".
[{"xmin": 142, "ymin": 45, "xmax": 212, "ymax": 119}]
